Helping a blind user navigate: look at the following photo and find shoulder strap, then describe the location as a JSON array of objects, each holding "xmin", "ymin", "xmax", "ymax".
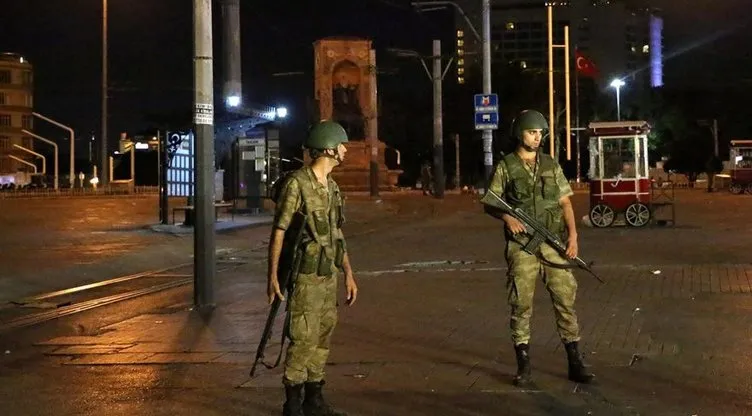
[{"xmin": 538, "ymin": 153, "xmax": 556, "ymax": 171}]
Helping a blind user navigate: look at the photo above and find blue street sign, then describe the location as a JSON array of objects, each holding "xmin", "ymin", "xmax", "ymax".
[
  {"xmin": 474, "ymin": 94, "xmax": 499, "ymax": 112},
  {"xmin": 474, "ymin": 93, "xmax": 499, "ymax": 130},
  {"xmin": 474, "ymin": 112, "xmax": 499, "ymax": 130}
]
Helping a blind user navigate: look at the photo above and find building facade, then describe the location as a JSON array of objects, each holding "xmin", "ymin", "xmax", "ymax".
[
  {"xmin": 0, "ymin": 53, "xmax": 34, "ymax": 174},
  {"xmin": 454, "ymin": 0, "xmax": 664, "ymax": 90}
]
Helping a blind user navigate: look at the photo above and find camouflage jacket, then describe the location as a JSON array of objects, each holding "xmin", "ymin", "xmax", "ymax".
[
  {"xmin": 488, "ymin": 152, "xmax": 573, "ymax": 241},
  {"xmin": 272, "ymin": 166, "xmax": 346, "ymax": 275}
]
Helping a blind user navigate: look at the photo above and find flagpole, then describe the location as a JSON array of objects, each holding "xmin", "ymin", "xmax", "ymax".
[{"xmin": 575, "ymin": 46, "xmax": 581, "ymax": 183}]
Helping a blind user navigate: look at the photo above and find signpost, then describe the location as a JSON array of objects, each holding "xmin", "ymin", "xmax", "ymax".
[
  {"xmin": 474, "ymin": 94, "xmax": 498, "ymax": 168},
  {"xmin": 165, "ymin": 131, "xmax": 195, "ymax": 199},
  {"xmin": 474, "ymin": 94, "xmax": 499, "ymax": 130}
]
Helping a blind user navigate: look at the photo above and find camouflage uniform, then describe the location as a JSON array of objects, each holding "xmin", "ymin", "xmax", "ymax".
[
  {"xmin": 487, "ymin": 151, "xmax": 580, "ymax": 346},
  {"xmin": 273, "ymin": 166, "xmax": 346, "ymax": 386}
]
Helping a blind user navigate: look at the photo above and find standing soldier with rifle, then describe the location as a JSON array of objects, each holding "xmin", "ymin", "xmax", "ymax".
[
  {"xmin": 481, "ymin": 109, "xmax": 594, "ymax": 387},
  {"xmin": 266, "ymin": 120, "xmax": 358, "ymax": 416}
]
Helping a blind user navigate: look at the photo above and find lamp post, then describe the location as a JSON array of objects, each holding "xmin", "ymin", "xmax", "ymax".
[
  {"xmin": 410, "ymin": 0, "xmax": 494, "ymax": 182},
  {"xmin": 102, "ymin": 0, "xmax": 109, "ymax": 186},
  {"xmin": 21, "ymin": 129, "xmax": 59, "ymax": 190},
  {"xmin": 12, "ymin": 144, "xmax": 46, "ymax": 175},
  {"xmin": 610, "ymin": 78, "xmax": 625, "ymax": 121},
  {"xmin": 32, "ymin": 112, "xmax": 74, "ymax": 187},
  {"xmin": 387, "ymin": 44, "xmax": 454, "ymax": 199},
  {"xmin": 7, "ymin": 155, "xmax": 37, "ymax": 174}
]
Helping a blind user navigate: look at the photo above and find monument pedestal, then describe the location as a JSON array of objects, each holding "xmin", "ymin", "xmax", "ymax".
[
  {"xmin": 312, "ymin": 37, "xmax": 404, "ymax": 192},
  {"xmin": 304, "ymin": 140, "xmax": 402, "ymax": 192}
]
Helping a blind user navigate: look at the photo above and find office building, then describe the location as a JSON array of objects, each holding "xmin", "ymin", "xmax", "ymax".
[
  {"xmin": 453, "ymin": 0, "xmax": 664, "ymax": 89},
  {"xmin": 0, "ymin": 53, "xmax": 34, "ymax": 174}
]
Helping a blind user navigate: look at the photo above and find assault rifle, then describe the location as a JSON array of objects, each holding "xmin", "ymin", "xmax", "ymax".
[
  {"xmin": 480, "ymin": 189, "xmax": 604, "ymax": 284},
  {"xmin": 250, "ymin": 204, "xmax": 307, "ymax": 377}
]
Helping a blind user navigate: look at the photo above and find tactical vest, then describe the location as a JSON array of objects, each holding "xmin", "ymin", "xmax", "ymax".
[
  {"xmin": 288, "ymin": 167, "xmax": 346, "ymax": 276},
  {"xmin": 501, "ymin": 152, "xmax": 564, "ymax": 241}
]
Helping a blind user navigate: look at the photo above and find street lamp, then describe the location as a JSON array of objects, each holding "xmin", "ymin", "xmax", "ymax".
[
  {"xmin": 610, "ymin": 78, "xmax": 625, "ymax": 121},
  {"xmin": 102, "ymin": 0, "xmax": 108, "ymax": 186},
  {"xmin": 226, "ymin": 95, "xmax": 241, "ymax": 108},
  {"xmin": 21, "ymin": 129, "xmax": 58, "ymax": 190},
  {"xmin": 275, "ymin": 106, "xmax": 288, "ymax": 119}
]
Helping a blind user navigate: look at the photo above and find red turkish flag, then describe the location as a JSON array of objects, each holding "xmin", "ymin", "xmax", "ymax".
[{"xmin": 575, "ymin": 50, "xmax": 598, "ymax": 78}]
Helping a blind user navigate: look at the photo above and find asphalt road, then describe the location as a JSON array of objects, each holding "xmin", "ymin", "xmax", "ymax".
[{"xmin": 0, "ymin": 189, "xmax": 751, "ymax": 415}]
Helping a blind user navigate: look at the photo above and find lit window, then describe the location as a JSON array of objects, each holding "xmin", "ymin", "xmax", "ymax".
[
  {"xmin": 458, "ymin": 59, "xmax": 465, "ymax": 66},
  {"xmin": 457, "ymin": 39, "xmax": 464, "ymax": 47},
  {"xmin": 457, "ymin": 48, "xmax": 464, "ymax": 56},
  {"xmin": 642, "ymin": 44, "xmax": 650, "ymax": 53},
  {"xmin": 457, "ymin": 76, "xmax": 465, "ymax": 84},
  {"xmin": 456, "ymin": 30, "xmax": 464, "ymax": 38},
  {"xmin": 457, "ymin": 67, "xmax": 465, "ymax": 75}
]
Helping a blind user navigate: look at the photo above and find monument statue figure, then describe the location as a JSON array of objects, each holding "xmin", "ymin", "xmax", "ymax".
[
  {"xmin": 312, "ymin": 37, "xmax": 403, "ymax": 191},
  {"xmin": 331, "ymin": 64, "xmax": 366, "ymax": 140}
]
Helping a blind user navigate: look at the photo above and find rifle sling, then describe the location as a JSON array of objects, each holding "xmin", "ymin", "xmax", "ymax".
[
  {"xmin": 536, "ymin": 251, "xmax": 578, "ymax": 270},
  {"xmin": 266, "ymin": 309, "xmax": 291, "ymax": 370}
]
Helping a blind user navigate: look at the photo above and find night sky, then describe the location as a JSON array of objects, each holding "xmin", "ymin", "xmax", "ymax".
[{"xmin": 1, "ymin": 0, "xmax": 749, "ymax": 154}]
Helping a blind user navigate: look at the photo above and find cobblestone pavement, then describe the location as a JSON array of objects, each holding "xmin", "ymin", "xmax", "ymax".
[{"xmin": 1, "ymin": 189, "xmax": 752, "ymax": 415}]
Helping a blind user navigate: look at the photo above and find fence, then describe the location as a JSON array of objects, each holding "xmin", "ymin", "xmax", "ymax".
[{"xmin": 0, "ymin": 186, "xmax": 159, "ymax": 199}]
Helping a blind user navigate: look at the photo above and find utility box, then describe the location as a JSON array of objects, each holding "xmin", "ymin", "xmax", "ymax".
[
  {"xmin": 230, "ymin": 127, "xmax": 283, "ymax": 212},
  {"xmin": 234, "ymin": 133, "xmax": 266, "ymax": 212}
]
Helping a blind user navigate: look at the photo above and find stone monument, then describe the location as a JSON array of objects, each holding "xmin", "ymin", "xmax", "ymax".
[{"xmin": 310, "ymin": 37, "xmax": 401, "ymax": 191}]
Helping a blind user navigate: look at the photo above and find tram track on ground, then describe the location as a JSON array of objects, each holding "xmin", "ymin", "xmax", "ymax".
[
  {"xmin": 0, "ymin": 245, "xmax": 266, "ymax": 334},
  {"xmin": 0, "ymin": 212, "xmax": 436, "ymax": 335}
]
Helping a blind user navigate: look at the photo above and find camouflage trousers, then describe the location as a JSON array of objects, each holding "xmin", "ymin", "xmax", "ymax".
[
  {"xmin": 505, "ymin": 240, "xmax": 581, "ymax": 346},
  {"xmin": 283, "ymin": 273, "xmax": 338, "ymax": 385}
]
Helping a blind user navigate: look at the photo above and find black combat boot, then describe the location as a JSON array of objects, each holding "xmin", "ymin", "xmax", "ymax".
[
  {"xmin": 513, "ymin": 343, "xmax": 533, "ymax": 387},
  {"xmin": 302, "ymin": 380, "xmax": 347, "ymax": 416},
  {"xmin": 564, "ymin": 341, "xmax": 594, "ymax": 383},
  {"xmin": 283, "ymin": 383, "xmax": 305, "ymax": 416}
]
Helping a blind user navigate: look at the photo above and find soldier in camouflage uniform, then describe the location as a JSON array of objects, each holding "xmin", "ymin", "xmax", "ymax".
[
  {"xmin": 268, "ymin": 120, "xmax": 358, "ymax": 416},
  {"xmin": 483, "ymin": 110, "xmax": 594, "ymax": 387}
]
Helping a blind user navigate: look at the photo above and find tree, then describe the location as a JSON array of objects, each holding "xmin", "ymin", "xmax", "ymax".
[{"xmin": 663, "ymin": 128, "xmax": 714, "ymax": 184}]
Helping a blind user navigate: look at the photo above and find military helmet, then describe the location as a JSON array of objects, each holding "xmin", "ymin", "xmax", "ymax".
[
  {"xmin": 511, "ymin": 110, "xmax": 549, "ymax": 139},
  {"xmin": 305, "ymin": 120, "xmax": 349, "ymax": 150}
]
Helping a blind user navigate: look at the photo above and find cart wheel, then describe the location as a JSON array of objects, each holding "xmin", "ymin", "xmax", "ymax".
[
  {"xmin": 625, "ymin": 203, "xmax": 651, "ymax": 227},
  {"xmin": 730, "ymin": 182, "xmax": 744, "ymax": 194},
  {"xmin": 589, "ymin": 204, "xmax": 615, "ymax": 228}
]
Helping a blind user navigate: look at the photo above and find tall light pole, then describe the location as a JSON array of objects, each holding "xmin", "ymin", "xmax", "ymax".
[
  {"xmin": 102, "ymin": 0, "xmax": 109, "ymax": 186},
  {"xmin": 32, "ymin": 112, "xmax": 74, "ymax": 187},
  {"xmin": 547, "ymin": 5, "xmax": 555, "ymax": 157},
  {"xmin": 546, "ymin": 5, "xmax": 572, "ymax": 160},
  {"xmin": 481, "ymin": 0, "xmax": 493, "ymax": 182},
  {"xmin": 221, "ymin": 0, "xmax": 242, "ymax": 109},
  {"xmin": 21, "ymin": 129, "xmax": 58, "ymax": 190},
  {"xmin": 432, "ymin": 39, "xmax": 445, "ymax": 199},
  {"xmin": 13, "ymin": 144, "xmax": 46, "ymax": 175},
  {"xmin": 410, "ymin": 1, "xmax": 493, "ymax": 181},
  {"xmin": 193, "ymin": 0, "xmax": 216, "ymax": 308},
  {"xmin": 610, "ymin": 78, "xmax": 625, "ymax": 121},
  {"xmin": 387, "ymin": 44, "xmax": 454, "ymax": 199}
]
